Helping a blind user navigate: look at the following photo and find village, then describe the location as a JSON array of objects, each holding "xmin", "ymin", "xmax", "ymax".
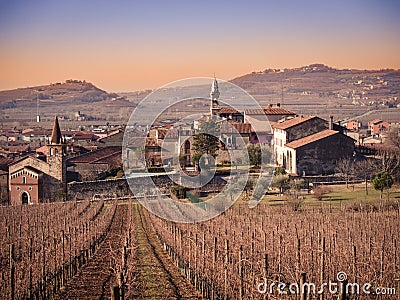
[{"xmin": 0, "ymin": 78, "xmax": 398, "ymax": 206}]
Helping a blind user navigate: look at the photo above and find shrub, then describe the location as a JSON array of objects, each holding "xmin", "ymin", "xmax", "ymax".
[
  {"xmin": 285, "ymin": 193, "xmax": 304, "ymax": 211},
  {"xmin": 312, "ymin": 185, "xmax": 331, "ymax": 201}
]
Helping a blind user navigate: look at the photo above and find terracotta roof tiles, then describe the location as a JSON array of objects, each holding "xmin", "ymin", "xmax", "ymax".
[
  {"xmin": 273, "ymin": 116, "xmax": 316, "ymax": 130},
  {"xmin": 285, "ymin": 130, "xmax": 339, "ymax": 149}
]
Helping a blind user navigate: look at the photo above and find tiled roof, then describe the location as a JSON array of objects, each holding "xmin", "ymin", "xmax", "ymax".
[
  {"xmin": 273, "ymin": 116, "xmax": 315, "ymax": 130},
  {"xmin": 263, "ymin": 107, "xmax": 296, "ymax": 115},
  {"xmin": 0, "ymin": 156, "xmax": 13, "ymax": 171},
  {"xmin": 92, "ymin": 152, "xmax": 122, "ymax": 165},
  {"xmin": 285, "ymin": 130, "xmax": 339, "ymax": 149},
  {"xmin": 219, "ymin": 107, "xmax": 241, "ymax": 114},
  {"xmin": 369, "ymin": 119, "xmax": 382, "ymax": 124},
  {"xmin": 35, "ymin": 145, "xmax": 48, "ymax": 155},
  {"xmin": 221, "ymin": 122, "xmax": 253, "ymax": 134},
  {"xmin": 68, "ymin": 147, "xmax": 121, "ymax": 164},
  {"xmin": 6, "ymin": 145, "xmax": 31, "ymax": 153},
  {"xmin": 145, "ymin": 137, "xmax": 159, "ymax": 147},
  {"xmin": 244, "ymin": 108, "xmax": 265, "ymax": 115},
  {"xmin": 73, "ymin": 132, "xmax": 98, "ymax": 140}
]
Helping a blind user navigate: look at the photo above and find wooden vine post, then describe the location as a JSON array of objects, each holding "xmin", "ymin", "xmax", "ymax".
[{"xmin": 9, "ymin": 244, "xmax": 15, "ymax": 300}]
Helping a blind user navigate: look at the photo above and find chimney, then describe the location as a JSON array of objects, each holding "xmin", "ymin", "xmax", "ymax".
[
  {"xmin": 277, "ymin": 103, "xmax": 281, "ymax": 107},
  {"xmin": 329, "ymin": 116, "xmax": 334, "ymax": 130}
]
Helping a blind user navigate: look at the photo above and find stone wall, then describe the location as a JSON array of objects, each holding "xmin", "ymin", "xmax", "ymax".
[
  {"xmin": 286, "ymin": 117, "xmax": 327, "ymax": 142},
  {"xmin": 67, "ymin": 173, "xmax": 224, "ymax": 201},
  {"xmin": 295, "ymin": 133, "xmax": 354, "ymax": 175},
  {"xmin": 68, "ymin": 178, "xmax": 131, "ymax": 200},
  {"xmin": 67, "ymin": 174, "xmax": 180, "ymax": 200}
]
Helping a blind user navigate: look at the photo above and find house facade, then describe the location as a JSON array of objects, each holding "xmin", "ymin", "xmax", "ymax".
[{"xmin": 273, "ymin": 116, "xmax": 328, "ymax": 166}]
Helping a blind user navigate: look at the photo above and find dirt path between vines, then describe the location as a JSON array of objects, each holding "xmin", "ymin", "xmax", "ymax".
[
  {"xmin": 131, "ymin": 204, "xmax": 202, "ymax": 299},
  {"xmin": 56, "ymin": 205, "xmax": 128, "ymax": 300},
  {"xmin": 55, "ymin": 203, "xmax": 201, "ymax": 299}
]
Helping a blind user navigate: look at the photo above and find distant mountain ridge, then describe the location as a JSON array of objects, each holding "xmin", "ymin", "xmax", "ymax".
[
  {"xmin": 230, "ymin": 64, "xmax": 400, "ymax": 107},
  {"xmin": 0, "ymin": 65, "xmax": 399, "ymax": 123},
  {"xmin": 0, "ymin": 80, "xmax": 118, "ymax": 109}
]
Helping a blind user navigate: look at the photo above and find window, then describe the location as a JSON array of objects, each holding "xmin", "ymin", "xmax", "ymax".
[
  {"xmin": 22, "ymin": 176, "xmax": 26, "ymax": 184},
  {"xmin": 29, "ymin": 187, "xmax": 33, "ymax": 191}
]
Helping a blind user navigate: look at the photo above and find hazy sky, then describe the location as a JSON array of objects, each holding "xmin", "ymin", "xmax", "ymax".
[{"xmin": 0, "ymin": 0, "xmax": 399, "ymax": 92}]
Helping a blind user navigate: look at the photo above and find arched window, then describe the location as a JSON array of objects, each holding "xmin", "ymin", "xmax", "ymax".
[{"xmin": 22, "ymin": 176, "xmax": 26, "ymax": 184}]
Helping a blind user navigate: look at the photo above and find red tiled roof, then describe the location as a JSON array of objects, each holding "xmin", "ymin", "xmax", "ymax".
[
  {"xmin": 368, "ymin": 119, "xmax": 382, "ymax": 125},
  {"xmin": 221, "ymin": 122, "xmax": 253, "ymax": 134},
  {"xmin": 263, "ymin": 107, "xmax": 296, "ymax": 115},
  {"xmin": 6, "ymin": 145, "xmax": 30, "ymax": 153},
  {"xmin": 285, "ymin": 130, "xmax": 339, "ymax": 149},
  {"xmin": 35, "ymin": 145, "xmax": 48, "ymax": 155},
  {"xmin": 219, "ymin": 107, "xmax": 241, "ymax": 114},
  {"xmin": 73, "ymin": 132, "xmax": 98, "ymax": 140},
  {"xmin": 273, "ymin": 116, "xmax": 315, "ymax": 130},
  {"xmin": 0, "ymin": 156, "xmax": 13, "ymax": 171},
  {"xmin": 145, "ymin": 137, "xmax": 159, "ymax": 147},
  {"xmin": 244, "ymin": 108, "xmax": 265, "ymax": 115},
  {"xmin": 67, "ymin": 147, "xmax": 121, "ymax": 164},
  {"xmin": 7, "ymin": 141, "xmax": 25, "ymax": 146},
  {"xmin": 156, "ymin": 128, "xmax": 168, "ymax": 139}
]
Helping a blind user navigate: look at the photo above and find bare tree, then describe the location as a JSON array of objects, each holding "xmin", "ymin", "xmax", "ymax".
[
  {"xmin": 387, "ymin": 126, "xmax": 400, "ymax": 149},
  {"xmin": 379, "ymin": 149, "xmax": 400, "ymax": 180},
  {"xmin": 354, "ymin": 158, "xmax": 378, "ymax": 195},
  {"xmin": 336, "ymin": 157, "xmax": 354, "ymax": 188}
]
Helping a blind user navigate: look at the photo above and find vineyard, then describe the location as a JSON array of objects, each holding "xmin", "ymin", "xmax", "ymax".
[
  {"xmin": 149, "ymin": 201, "xmax": 400, "ymax": 299},
  {"xmin": 1, "ymin": 198, "xmax": 399, "ymax": 299},
  {"xmin": 0, "ymin": 199, "xmax": 118, "ymax": 299},
  {"xmin": 0, "ymin": 200, "xmax": 202, "ymax": 299}
]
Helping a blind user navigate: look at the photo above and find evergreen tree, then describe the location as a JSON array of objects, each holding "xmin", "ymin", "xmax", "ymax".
[
  {"xmin": 372, "ymin": 171, "xmax": 393, "ymax": 199},
  {"xmin": 192, "ymin": 120, "xmax": 220, "ymax": 159}
]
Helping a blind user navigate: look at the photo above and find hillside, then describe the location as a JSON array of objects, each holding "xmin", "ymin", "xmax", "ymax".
[
  {"xmin": 0, "ymin": 80, "xmax": 118, "ymax": 109},
  {"xmin": 0, "ymin": 80, "xmax": 140, "ymax": 125},
  {"xmin": 231, "ymin": 64, "xmax": 400, "ymax": 107},
  {"xmin": 1, "ymin": 65, "xmax": 399, "ymax": 125}
]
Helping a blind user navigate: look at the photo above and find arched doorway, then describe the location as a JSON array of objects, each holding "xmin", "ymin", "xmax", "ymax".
[{"xmin": 21, "ymin": 192, "xmax": 29, "ymax": 205}]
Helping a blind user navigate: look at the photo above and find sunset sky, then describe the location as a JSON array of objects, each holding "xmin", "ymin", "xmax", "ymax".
[{"xmin": 0, "ymin": 0, "xmax": 399, "ymax": 92}]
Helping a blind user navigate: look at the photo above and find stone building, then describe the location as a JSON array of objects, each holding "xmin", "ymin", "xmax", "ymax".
[
  {"xmin": 284, "ymin": 130, "xmax": 355, "ymax": 175},
  {"xmin": 8, "ymin": 117, "xmax": 67, "ymax": 204},
  {"xmin": 273, "ymin": 116, "xmax": 344, "ymax": 166},
  {"xmin": 67, "ymin": 146, "xmax": 122, "ymax": 181},
  {"xmin": 273, "ymin": 116, "xmax": 353, "ymax": 175}
]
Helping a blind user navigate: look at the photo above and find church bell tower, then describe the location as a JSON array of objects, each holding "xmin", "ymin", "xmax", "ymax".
[
  {"xmin": 210, "ymin": 77, "xmax": 220, "ymax": 118},
  {"xmin": 46, "ymin": 116, "xmax": 67, "ymax": 197}
]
